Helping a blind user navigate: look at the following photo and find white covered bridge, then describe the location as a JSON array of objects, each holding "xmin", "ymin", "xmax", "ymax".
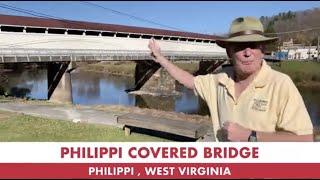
[
  {"xmin": 0, "ymin": 14, "xmax": 227, "ymax": 62},
  {"xmin": 0, "ymin": 34, "xmax": 227, "ymax": 62},
  {"xmin": 0, "ymin": 13, "xmax": 228, "ymax": 102}
]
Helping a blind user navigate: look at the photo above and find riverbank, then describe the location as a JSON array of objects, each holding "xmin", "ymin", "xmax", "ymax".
[
  {"xmin": 0, "ymin": 96, "xmax": 167, "ymax": 141},
  {"xmin": 77, "ymin": 61, "xmax": 320, "ymax": 88},
  {"xmin": 0, "ymin": 110, "xmax": 170, "ymax": 141},
  {"xmin": 270, "ymin": 61, "xmax": 320, "ymax": 88},
  {"xmin": 0, "ymin": 96, "xmax": 318, "ymax": 141},
  {"xmin": 0, "ymin": 96, "xmax": 210, "ymax": 125},
  {"xmin": 0, "ymin": 96, "xmax": 210, "ymax": 141},
  {"xmin": 76, "ymin": 61, "xmax": 199, "ymax": 76},
  {"xmin": 77, "ymin": 61, "xmax": 136, "ymax": 77}
]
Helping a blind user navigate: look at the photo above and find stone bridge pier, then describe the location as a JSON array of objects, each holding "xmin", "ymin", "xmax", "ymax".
[
  {"xmin": 48, "ymin": 61, "xmax": 76, "ymax": 104},
  {"xmin": 129, "ymin": 60, "xmax": 179, "ymax": 96},
  {"xmin": 193, "ymin": 60, "xmax": 226, "ymax": 76},
  {"xmin": 46, "ymin": 59, "xmax": 227, "ymax": 104},
  {"xmin": 127, "ymin": 59, "xmax": 227, "ymax": 96}
]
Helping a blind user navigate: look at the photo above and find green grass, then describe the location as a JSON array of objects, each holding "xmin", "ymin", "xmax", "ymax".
[
  {"xmin": 80, "ymin": 61, "xmax": 320, "ymax": 84},
  {"xmin": 174, "ymin": 62, "xmax": 198, "ymax": 73},
  {"xmin": 271, "ymin": 61, "xmax": 320, "ymax": 84},
  {"xmin": 77, "ymin": 61, "xmax": 199, "ymax": 75},
  {"xmin": 78, "ymin": 61, "xmax": 136, "ymax": 76},
  {"xmin": 0, "ymin": 111, "xmax": 170, "ymax": 142}
]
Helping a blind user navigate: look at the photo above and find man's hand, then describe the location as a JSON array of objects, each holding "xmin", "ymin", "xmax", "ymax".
[
  {"xmin": 148, "ymin": 38, "xmax": 163, "ymax": 63},
  {"xmin": 147, "ymin": 38, "xmax": 195, "ymax": 90},
  {"xmin": 223, "ymin": 122, "xmax": 251, "ymax": 142}
]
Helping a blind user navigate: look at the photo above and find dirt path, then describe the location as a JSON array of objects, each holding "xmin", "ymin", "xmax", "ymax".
[{"xmin": 0, "ymin": 98, "xmax": 211, "ymax": 128}]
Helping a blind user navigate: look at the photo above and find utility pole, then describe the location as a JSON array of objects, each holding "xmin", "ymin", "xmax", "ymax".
[
  {"xmin": 308, "ymin": 44, "xmax": 311, "ymax": 61},
  {"xmin": 317, "ymin": 36, "xmax": 319, "ymax": 62}
]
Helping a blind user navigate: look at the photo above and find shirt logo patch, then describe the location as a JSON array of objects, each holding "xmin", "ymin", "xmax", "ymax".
[{"xmin": 252, "ymin": 99, "xmax": 268, "ymax": 112}]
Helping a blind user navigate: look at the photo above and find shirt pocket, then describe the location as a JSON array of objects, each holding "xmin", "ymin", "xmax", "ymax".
[{"xmin": 247, "ymin": 97, "xmax": 277, "ymax": 132}]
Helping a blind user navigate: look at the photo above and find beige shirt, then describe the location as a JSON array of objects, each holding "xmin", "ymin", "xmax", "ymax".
[{"xmin": 194, "ymin": 60, "xmax": 313, "ymax": 141}]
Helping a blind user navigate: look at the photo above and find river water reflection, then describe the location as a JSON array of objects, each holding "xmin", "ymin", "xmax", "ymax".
[{"xmin": 4, "ymin": 68, "xmax": 320, "ymax": 127}]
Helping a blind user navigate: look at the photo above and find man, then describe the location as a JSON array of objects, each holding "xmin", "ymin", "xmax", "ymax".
[{"xmin": 148, "ymin": 16, "xmax": 313, "ymax": 142}]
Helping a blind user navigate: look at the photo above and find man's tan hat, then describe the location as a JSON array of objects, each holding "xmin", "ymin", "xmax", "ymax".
[{"xmin": 216, "ymin": 16, "xmax": 278, "ymax": 48}]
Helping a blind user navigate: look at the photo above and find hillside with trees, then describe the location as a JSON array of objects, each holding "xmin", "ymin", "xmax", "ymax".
[{"xmin": 260, "ymin": 7, "xmax": 320, "ymax": 51}]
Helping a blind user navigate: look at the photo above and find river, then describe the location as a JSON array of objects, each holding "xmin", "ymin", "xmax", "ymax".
[{"xmin": 3, "ymin": 68, "xmax": 320, "ymax": 127}]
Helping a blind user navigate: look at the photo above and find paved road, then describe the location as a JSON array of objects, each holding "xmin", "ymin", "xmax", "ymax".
[
  {"xmin": 0, "ymin": 102, "xmax": 216, "ymax": 141},
  {"xmin": 0, "ymin": 102, "xmax": 124, "ymax": 128}
]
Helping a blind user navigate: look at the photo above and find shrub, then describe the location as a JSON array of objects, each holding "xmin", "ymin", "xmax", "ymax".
[{"xmin": 311, "ymin": 75, "xmax": 320, "ymax": 82}]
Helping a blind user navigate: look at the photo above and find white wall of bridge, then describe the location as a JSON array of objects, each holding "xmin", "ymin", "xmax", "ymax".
[{"xmin": 0, "ymin": 32, "xmax": 226, "ymax": 54}]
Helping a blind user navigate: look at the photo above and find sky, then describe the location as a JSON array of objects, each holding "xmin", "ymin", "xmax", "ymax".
[{"xmin": 0, "ymin": 1, "xmax": 319, "ymax": 35}]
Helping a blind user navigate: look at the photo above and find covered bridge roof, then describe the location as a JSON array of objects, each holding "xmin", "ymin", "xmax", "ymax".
[{"xmin": 0, "ymin": 13, "xmax": 221, "ymax": 41}]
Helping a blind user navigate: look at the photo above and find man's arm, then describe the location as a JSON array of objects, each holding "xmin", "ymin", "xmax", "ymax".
[
  {"xmin": 224, "ymin": 122, "xmax": 314, "ymax": 142},
  {"xmin": 148, "ymin": 38, "xmax": 195, "ymax": 90},
  {"xmin": 256, "ymin": 131, "xmax": 313, "ymax": 142}
]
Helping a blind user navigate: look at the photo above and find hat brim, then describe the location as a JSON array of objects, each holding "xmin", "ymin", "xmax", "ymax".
[{"xmin": 216, "ymin": 34, "xmax": 278, "ymax": 48}]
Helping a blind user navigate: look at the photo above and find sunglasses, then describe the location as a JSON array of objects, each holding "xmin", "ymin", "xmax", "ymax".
[{"xmin": 229, "ymin": 42, "xmax": 264, "ymax": 52}]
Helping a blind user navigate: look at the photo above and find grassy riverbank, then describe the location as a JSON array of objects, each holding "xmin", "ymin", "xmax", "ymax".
[
  {"xmin": 0, "ymin": 109, "xmax": 169, "ymax": 142},
  {"xmin": 77, "ymin": 61, "xmax": 320, "ymax": 88},
  {"xmin": 76, "ymin": 61, "xmax": 198, "ymax": 76},
  {"xmin": 0, "ymin": 96, "xmax": 318, "ymax": 141},
  {"xmin": 270, "ymin": 61, "xmax": 320, "ymax": 88},
  {"xmin": 77, "ymin": 61, "xmax": 136, "ymax": 77},
  {"xmin": 0, "ymin": 96, "xmax": 209, "ymax": 142}
]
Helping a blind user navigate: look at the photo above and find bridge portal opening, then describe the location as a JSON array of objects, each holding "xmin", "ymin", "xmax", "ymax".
[{"xmin": 1, "ymin": 26, "xmax": 24, "ymax": 32}]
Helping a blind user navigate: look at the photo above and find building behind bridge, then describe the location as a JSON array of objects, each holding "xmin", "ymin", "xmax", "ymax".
[{"xmin": 275, "ymin": 38, "xmax": 319, "ymax": 60}]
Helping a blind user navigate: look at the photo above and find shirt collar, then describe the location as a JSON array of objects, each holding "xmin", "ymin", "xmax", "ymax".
[
  {"xmin": 252, "ymin": 60, "xmax": 270, "ymax": 88},
  {"xmin": 217, "ymin": 66, "xmax": 234, "ymax": 88}
]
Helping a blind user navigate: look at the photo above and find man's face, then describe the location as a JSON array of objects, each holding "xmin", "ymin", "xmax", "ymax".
[{"xmin": 227, "ymin": 42, "xmax": 264, "ymax": 76}]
